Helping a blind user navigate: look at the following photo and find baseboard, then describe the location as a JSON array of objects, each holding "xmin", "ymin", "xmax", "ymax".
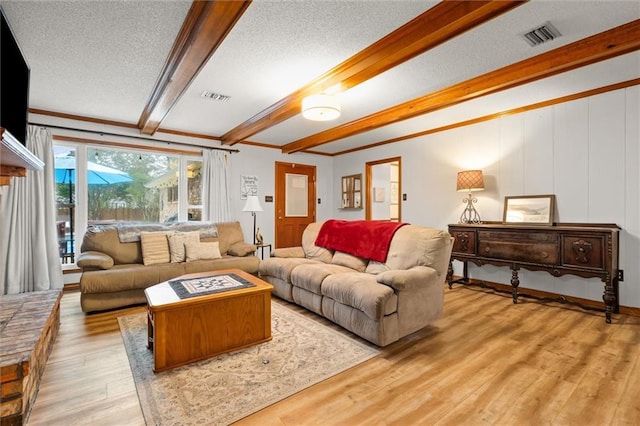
[
  {"xmin": 63, "ymin": 283, "xmax": 79, "ymax": 291},
  {"xmin": 450, "ymin": 275, "xmax": 640, "ymax": 318}
]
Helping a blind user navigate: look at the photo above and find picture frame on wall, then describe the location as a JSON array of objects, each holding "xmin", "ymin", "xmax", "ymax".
[
  {"xmin": 503, "ymin": 194, "xmax": 556, "ymax": 225},
  {"xmin": 373, "ymin": 187, "xmax": 385, "ymax": 202}
]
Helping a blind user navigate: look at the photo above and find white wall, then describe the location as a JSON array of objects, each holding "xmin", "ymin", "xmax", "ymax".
[
  {"xmin": 332, "ymin": 86, "xmax": 640, "ymax": 308},
  {"xmin": 227, "ymin": 144, "xmax": 334, "ymax": 250},
  {"xmin": 37, "ymin": 86, "xmax": 639, "ymax": 306}
]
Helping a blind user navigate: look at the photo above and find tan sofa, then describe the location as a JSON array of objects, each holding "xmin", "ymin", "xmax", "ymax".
[
  {"xmin": 258, "ymin": 221, "xmax": 453, "ymax": 346},
  {"xmin": 77, "ymin": 221, "xmax": 260, "ymax": 313}
]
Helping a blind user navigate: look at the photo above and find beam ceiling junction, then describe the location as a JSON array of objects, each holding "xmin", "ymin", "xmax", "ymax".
[
  {"xmin": 137, "ymin": 0, "xmax": 251, "ymax": 135},
  {"xmin": 220, "ymin": 0, "xmax": 526, "ymax": 146},
  {"xmin": 282, "ymin": 19, "xmax": 640, "ymax": 154}
]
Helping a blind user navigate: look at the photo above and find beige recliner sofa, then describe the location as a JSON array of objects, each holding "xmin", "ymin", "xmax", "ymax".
[
  {"xmin": 258, "ymin": 221, "xmax": 453, "ymax": 346},
  {"xmin": 77, "ymin": 221, "xmax": 259, "ymax": 313}
]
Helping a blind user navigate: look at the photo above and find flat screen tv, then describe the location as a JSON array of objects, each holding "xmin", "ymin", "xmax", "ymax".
[{"xmin": 1, "ymin": 5, "xmax": 30, "ymax": 146}]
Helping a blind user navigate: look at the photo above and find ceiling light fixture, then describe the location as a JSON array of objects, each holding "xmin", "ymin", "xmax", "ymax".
[{"xmin": 302, "ymin": 93, "xmax": 341, "ymax": 121}]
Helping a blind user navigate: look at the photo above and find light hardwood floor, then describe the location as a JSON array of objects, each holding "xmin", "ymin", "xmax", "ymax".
[{"xmin": 27, "ymin": 285, "xmax": 640, "ymax": 426}]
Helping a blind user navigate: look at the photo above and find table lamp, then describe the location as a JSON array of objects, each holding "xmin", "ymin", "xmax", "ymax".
[{"xmin": 456, "ymin": 170, "xmax": 484, "ymax": 224}]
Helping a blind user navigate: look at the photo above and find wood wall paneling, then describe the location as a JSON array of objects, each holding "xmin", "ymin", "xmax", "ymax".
[
  {"xmin": 623, "ymin": 87, "xmax": 640, "ymax": 306},
  {"xmin": 552, "ymin": 99, "xmax": 590, "ymax": 222},
  {"xmin": 523, "ymin": 108, "xmax": 554, "ymax": 195},
  {"xmin": 332, "ymin": 87, "xmax": 639, "ymax": 308}
]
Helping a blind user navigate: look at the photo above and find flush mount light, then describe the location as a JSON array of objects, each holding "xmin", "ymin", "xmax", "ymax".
[{"xmin": 302, "ymin": 93, "xmax": 341, "ymax": 121}]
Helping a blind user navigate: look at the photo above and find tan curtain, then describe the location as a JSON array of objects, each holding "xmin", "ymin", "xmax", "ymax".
[
  {"xmin": 0, "ymin": 125, "xmax": 63, "ymax": 294},
  {"xmin": 202, "ymin": 149, "xmax": 231, "ymax": 222}
]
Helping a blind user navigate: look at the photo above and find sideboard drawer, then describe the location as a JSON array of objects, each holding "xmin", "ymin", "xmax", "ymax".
[
  {"xmin": 478, "ymin": 231, "xmax": 558, "ymax": 244},
  {"xmin": 562, "ymin": 235, "xmax": 605, "ymax": 269},
  {"xmin": 478, "ymin": 240, "xmax": 559, "ymax": 265},
  {"xmin": 451, "ymin": 230, "xmax": 476, "ymax": 255}
]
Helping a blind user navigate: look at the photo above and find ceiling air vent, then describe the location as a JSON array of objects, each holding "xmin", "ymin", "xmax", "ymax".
[
  {"xmin": 201, "ymin": 90, "xmax": 231, "ymax": 102},
  {"xmin": 522, "ymin": 22, "xmax": 561, "ymax": 47}
]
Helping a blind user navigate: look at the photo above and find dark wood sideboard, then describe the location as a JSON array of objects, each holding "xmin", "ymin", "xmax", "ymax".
[{"xmin": 447, "ymin": 222, "xmax": 621, "ymax": 323}]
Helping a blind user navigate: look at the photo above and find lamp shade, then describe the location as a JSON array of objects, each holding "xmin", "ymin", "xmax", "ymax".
[
  {"xmin": 302, "ymin": 94, "xmax": 341, "ymax": 121},
  {"xmin": 456, "ymin": 170, "xmax": 485, "ymax": 192},
  {"xmin": 242, "ymin": 195, "xmax": 263, "ymax": 212}
]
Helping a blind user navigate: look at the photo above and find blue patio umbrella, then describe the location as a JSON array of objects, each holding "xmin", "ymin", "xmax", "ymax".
[
  {"xmin": 55, "ymin": 155, "xmax": 133, "ymax": 201},
  {"xmin": 54, "ymin": 156, "xmax": 133, "ymax": 258},
  {"xmin": 55, "ymin": 155, "xmax": 133, "ymax": 186}
]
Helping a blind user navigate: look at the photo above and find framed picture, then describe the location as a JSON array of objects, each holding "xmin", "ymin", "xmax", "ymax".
[{"xmin": 503, "ymin": 195, "xmax": 556, "ymax": 225}]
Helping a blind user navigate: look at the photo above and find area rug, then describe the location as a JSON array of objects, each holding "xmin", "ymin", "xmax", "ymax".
[{"xmin": 118, "ymin": 301, "xmax": 380, "ymax": 425}]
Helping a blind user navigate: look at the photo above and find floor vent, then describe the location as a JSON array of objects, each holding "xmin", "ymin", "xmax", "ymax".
[
  {"xmin": 522, "ymin": 22, "xmax": 561, "ymax": 47},
  {"xmin": 201, "ymin": 90, "xmax": 231, "ymax": 102}
]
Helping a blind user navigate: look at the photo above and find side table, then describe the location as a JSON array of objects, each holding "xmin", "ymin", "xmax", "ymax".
[{"xmin": 256, "ymin": 243, "xmax": 272, "ymax": 260}]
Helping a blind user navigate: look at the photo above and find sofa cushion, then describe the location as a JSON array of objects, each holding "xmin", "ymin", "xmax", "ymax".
[
  {"xmin": 301, "ymin": 222, "xmax": 333, "ymax": 263},
  {"xmin": 185, "ymin": 241, "xmax": 222, "ymax": 262},
  {"xmin": 140, "ymin": 231, "xmax": 170, "ymax": 265},
  {"xmin": 80, "ymin": 263, "xmax": 186, "ymax": 294},
  {"xmin": 321, "ymin": 272, "xmax": 397, "ymax": 320},
  {"xmin": 167, "ymin": 231, "xmax": 200, "ymax": 263},
  {"xmin": 184, "ymin": 255, "xmax": 260, "ymax": 275},
  {"xmin": 258, "ymin": 257, "xmax": 320, "ymax": 283},
  {"xmin": 290, "ymin": 263, "xmax": 354, "ymax": 295},
  {"xmin": 331, "ymin": 251, "xmax": 368, "ymax": 272}
]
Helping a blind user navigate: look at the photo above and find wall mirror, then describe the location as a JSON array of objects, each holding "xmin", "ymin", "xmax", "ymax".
[
  {"xmin": 366, "ymin": 157, "xmax": 401, "ymax": 221},
  {"xmin": 341, "ymin": 174, "xmax": 362, "ymax": 209}
]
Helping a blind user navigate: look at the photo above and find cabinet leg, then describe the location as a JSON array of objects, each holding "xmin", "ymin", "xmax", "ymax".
[
  {"xmin": 602, "ymin": 277, "xmax": 616, "ymax": 324},
  {"xmin": 147, "ymin": 310, "xmax": 154, "ymax": 350},
  {"xmin": 447, "ymin": 260, "xmax": 454, "ymax": 289},
  {"xmin": 510, "ymin": 266, "xmax": 520, "ymax": 304}
]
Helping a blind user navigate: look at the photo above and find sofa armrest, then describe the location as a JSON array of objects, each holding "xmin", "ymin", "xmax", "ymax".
[
  {"xmin": 271, "ymin": 246, "xmax": 305, "ymax": 258},
  {"xmin": 376, "ymin": 266, "xmax": 439, "ymax": 291},
  {"xmin": 227, "ymin": 242, "xmax": 258, "ymax": 257},
  {"xmin": 76, "ymin": 251, "xmax": 114, "ymax": 270}
]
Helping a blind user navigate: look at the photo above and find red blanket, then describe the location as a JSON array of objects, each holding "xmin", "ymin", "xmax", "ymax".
[{"xmin": 314, "ymin": 219, "xmax": 408, "ymax": 263}]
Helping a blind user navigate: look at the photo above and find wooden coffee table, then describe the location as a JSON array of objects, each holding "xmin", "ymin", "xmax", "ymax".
[{"xmin": 144, "ymin": 269, "xmax": 273, "ymax": 372}]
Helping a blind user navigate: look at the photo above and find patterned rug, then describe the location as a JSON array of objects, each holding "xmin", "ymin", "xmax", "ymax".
[{"xmin": 118, "ymin": 301, "xmax": 380, "ymax": 425}]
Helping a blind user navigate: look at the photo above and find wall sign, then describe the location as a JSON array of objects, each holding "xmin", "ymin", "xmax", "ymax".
[{"xmin": 241, "ymin": 175, "xmax": 258, "ymax": 199}]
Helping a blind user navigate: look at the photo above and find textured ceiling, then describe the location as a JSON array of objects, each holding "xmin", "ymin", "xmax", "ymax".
[{"xmin": 1, "ymin": 0, "xmax": 639, "ymax": 155}]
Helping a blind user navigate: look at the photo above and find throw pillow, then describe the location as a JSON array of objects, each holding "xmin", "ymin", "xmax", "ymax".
[
  {"xmin": 167, "ymin": 231, "xmax": 200, "ymax": 263},
  {"xmin": 227, "ymin": 242, "xmax": 257, "ymax": 257},
  {"xmin": 185, "ymin": 241, "xmax": 222, "ymax": 262},
  {"xmin": 331, "ymin": 251, "xmax": 368, "ymax": 272},
  {"xmin": 140, "ymin": 231, "xmax": 170, "ymax": 265}
]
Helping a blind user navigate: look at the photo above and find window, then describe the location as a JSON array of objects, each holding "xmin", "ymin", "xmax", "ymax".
[
  {"xmin": 53, "ymin": 143, "xmax": 202, "ymax": 265},
  {"xmin": 187, "ymin": 159, "xmax": 203, "ymax": 221},
  {"xmin": 53, "ymin": 145, "xmax": 77, "ymax": 264}
]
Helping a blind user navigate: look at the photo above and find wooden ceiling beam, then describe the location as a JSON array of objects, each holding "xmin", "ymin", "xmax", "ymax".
[
  {"xmin": 220, "ymin": 0, "xmax": 526, "ymax": 145},
  {"xmin": 282, "ymin": 19, "xmax": 640, "ymax": 154},
  {"xmin": 137, "ymin": 1, "xmax": 251, "ymax": 135}
]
